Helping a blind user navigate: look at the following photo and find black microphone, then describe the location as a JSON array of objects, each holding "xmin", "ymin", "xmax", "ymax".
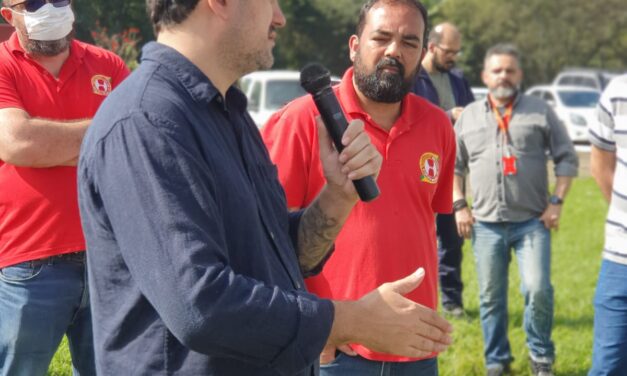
[{"xmin": 300, "ymin": 63, "xmax": 380, "ymax": 202}]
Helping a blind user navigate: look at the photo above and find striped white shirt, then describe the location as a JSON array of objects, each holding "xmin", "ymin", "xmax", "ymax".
[{"xmin": 589, "ymin": 74, "xmax": 627, "ymax": 265}]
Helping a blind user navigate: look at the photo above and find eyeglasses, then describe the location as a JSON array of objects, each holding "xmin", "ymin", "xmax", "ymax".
[
  {"xmin": 435, "ymin": 45, "xmax": 462, "ymax": 57},
  {"xmin": 9, "ymin": 0, "xmax": 71, "ymax": 13}
]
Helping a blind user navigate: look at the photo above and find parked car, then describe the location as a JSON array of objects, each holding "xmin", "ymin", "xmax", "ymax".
[
  {"xmin": 525, "ymin": 85, "xmax": 600, "ymax": 143},
  {"xmin": 240, "ymin": 70, "xmax": 340, "ymax": 128},
  {"xmin": 552, "ymin": 68, "xmax": 621, "ymax": 92},
  {"xmin": 471, "ymin": 86, "xmax": 489, "ymax": 101}
]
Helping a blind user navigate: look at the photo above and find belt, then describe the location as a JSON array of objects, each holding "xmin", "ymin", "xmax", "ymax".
[{"xmin": 31, "ymin": 251, "xmax": 86, "ymax": 266}]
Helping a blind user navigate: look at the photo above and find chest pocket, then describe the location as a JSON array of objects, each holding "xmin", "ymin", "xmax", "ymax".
[
  {"xmin": 462, "ymin": 127, "xmax": 489, "ymax": 159},
  {"xmin": 508, "ymin": 114, "xmax": 546, "ymax": 154}
]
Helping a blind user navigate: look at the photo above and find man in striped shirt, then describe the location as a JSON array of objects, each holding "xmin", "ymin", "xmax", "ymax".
[{"xmin": 588, "ymin": 74, "xmax": 627, "ymax": 375}]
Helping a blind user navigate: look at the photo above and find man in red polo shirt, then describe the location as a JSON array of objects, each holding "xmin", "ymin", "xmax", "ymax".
[
  {"xmin": 262, "ymin": 0, "xmax": 455, "ymax": 374},
  {"xmin": 0, "ymin": 0, "xmax": 128, "ymax": 374}
]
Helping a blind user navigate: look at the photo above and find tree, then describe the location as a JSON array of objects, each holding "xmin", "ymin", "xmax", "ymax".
[{"xmin": 441, "ymin": 0, "xmax": 627, "ymax": 86}]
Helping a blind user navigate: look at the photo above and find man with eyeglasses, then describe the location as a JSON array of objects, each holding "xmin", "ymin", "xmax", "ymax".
[
  {"xmin": 412, "ymin": 22, "xmax": 474, "ymax": 319},
  {"xmin": 0, "ymin": 0, "xmax": 129, "ymax": 374}
]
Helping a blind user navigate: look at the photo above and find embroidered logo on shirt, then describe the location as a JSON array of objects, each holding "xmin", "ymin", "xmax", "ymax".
[
  {"xmin": 91, "ymin": 75, "xmax": 112, "ymax": 96},
  {"xmin": 419, "ymin": 152, "xmax": 440, "ymax": 184}
]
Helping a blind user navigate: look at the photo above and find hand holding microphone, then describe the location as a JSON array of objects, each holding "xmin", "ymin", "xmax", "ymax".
[{"xmin": 300, "ymin": 63, "xmax": 381, "ymax": 202}]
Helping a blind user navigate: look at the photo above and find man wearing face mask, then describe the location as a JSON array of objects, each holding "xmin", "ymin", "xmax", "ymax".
[
  {"xmin": 0, "ymin": 0, "xmax": 129, "ymax": 374},
  {"xmin": 453, "ymin": 44, "xmax": 577, "ymax": 376},
  {"xmin": 262, "ymin": 1, "xmax": 455, "ymax": 374}
]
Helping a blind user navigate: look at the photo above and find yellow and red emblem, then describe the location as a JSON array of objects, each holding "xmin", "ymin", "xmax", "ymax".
[
  {"xmin": 91, "ymin": 75, "xmax": 112, "ymax": 96},
  {"xmin": 419, "ymin": 152, "xmax": 440, "ymax": 184}
]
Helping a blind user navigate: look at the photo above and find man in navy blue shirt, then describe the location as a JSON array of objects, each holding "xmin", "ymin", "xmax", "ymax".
[
  {"xmin": 78, "ymin": 1, "xmax": 453, "ymax": 375},
  {"xmin": 412, "ymin": 22, "xmax": 474, "ymax": 317}
]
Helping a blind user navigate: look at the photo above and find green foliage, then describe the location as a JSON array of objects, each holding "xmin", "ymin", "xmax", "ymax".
[
  {"xmin": 73, "ymin": 0, "xmax": 153, "ymax": 47},
  {"xmin": 48, "ymin": 177, "xmax": 608, "ymax": 375},
  {"xmin": 274, "ymin": 0, "xmax": 362, "ymax": 76},
  {"xmin": 441, "ymin": 0, "xmax": 627, "ymax": 86},
  {"xmin": 70, "ymin": 0, "xmax": 625, "ymax": 85},
  {"xmin": 91, "ymin": 23, "xmax": 142, "ymax": 70}
]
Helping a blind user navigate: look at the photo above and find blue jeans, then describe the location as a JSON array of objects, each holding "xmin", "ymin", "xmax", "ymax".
[
  {"xmin": 320, "ymin": 354, "xmax": 438, "ymax": 376},
  {"xmin": 589, "ymin": 259, "xmax": 627, "ymax": 375},
  {"xmin": 472, "ymin": 218, "xmax": 554, "ymax": 368},
  {"xmin": 0, "ymin": 253, "xmax": 95, "ymax": 376},
  {"xmin": 437, "ymin": 213, "xmax": 465, "ymax": 308}
]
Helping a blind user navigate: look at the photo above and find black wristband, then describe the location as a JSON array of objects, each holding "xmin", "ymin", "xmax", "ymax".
[{"xmin": 453, "ymin": 199, "xmax": 468, "ymax": 212}]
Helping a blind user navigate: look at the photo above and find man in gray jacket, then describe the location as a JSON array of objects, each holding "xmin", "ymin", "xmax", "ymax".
[{"xmin": 453, "ymin": 44, "xmax": 578, "ymax": 376}]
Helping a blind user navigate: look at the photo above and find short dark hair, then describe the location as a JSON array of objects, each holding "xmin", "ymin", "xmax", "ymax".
[
  {"xmin": 146, "ymin": 0, "xmax": 201, "ymax": 33},
  {"xmin": 355, "ymin": 0, "xmax": 429, "ymax": 47},
  {"xmin": 484, "ymin": 43, "xmax": 522, "ymax": 66}
]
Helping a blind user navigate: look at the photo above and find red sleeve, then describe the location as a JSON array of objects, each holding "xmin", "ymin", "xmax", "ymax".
[
  {"xmin": 261, "ymin": 98, "xmax": 322, "ymax": 209},
  {"xmin": 110, "ymin": 54, "xmax": 130, "ymax": 88},
  {"xmin": 431, "ymin": 114, "xmax": 456, "ymax": 214},
  {"xmin": 0, "ymin": 59, "xmax": 24, "ymax": 110}
]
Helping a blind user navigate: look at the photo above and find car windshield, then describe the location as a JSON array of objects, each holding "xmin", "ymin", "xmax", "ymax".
[
  {"xmin": 557, "ymin": 91, "xmax": 600, "ymax": 108},
  {"xmin": 265, "ymin": 80, "xmax": 307, "ymax": 110}
]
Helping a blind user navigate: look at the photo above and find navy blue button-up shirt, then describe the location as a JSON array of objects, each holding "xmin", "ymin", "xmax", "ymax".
[{"xmin": 78, "ymin": 42, "xmax": 334, "ymax": 375}]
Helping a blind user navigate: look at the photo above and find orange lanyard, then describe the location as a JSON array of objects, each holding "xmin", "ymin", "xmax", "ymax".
[
  {"xmin": 489, "ymin": 98, "xmax": 514, "ymax": 133},
  {"xmin": 489, "ymin": 96, "xmax": 514, "ymax": 157}
]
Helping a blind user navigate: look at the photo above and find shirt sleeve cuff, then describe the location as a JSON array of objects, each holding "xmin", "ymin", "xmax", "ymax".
[
  {"xmin": 269, "ymin": 295, "xmax": 334, "ymax": 375},
  {"xmin": 554, "ymin": 164, "xmax": 579, "ymax": 177}
]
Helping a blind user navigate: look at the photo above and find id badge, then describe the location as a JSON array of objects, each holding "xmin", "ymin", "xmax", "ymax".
[{"xmin": 502, "ymin": 155, "xmax": 517, "ymax": 176}]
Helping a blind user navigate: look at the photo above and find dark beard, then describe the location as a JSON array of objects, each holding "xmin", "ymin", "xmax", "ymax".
[
  {"xmin": 26, "ymin": 33, "xmax": 73, "ymax": 57},
  {"xmin": 433, "ymin": 55, "xmax": 453, "ymax": 73},
  {"xmin": 353, "ymin": 55, "xmax": 415, "ymax": 103}
]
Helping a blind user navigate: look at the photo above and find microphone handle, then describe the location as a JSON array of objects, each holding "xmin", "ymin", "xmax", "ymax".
[{"xmin": 313, "ymin": 88, "xmax": 380, "ymax": 202}]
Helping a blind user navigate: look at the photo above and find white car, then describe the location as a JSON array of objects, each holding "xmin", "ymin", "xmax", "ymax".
[
  {"xmin": 240, "ymin": 70, "xmax": 340, "ymax": 128},
  {"xmin": 525, "ymin": 85, "xmax": 600, "ymax": 143},
  {"xmin": 471, "ymin": 86, "xmax": 489, "ymax": 101},
  {"xmin": 552, "ymin": 68, "xmax": 620, "ymax": 92}
]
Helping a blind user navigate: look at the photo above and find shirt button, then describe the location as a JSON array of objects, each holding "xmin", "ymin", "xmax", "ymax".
[
  {"xmin": 295, "ymin": 282, "xmax": 301, "ymax": 289},
  {"xmin": 269, "ymin": 232, "xmax": 275, "ymax": 240}
]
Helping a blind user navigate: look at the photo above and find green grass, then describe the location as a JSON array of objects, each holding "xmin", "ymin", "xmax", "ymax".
[
  {"xmin": 49, "ymin": 177, "xmax": 608, "ymax": 375},
  {"xmin": 439, "ymin": 177, "xmax": 607, "ymax": 375}
]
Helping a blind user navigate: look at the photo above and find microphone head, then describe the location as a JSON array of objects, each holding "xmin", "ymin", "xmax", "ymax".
[{"xmin": 300, "ymin": 63, "xmax": 331, "ymax": 94}]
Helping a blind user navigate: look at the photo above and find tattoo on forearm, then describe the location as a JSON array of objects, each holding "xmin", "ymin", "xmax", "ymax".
[{"xmin": 298, "ymin": 200, "xmax": 341, "ymax": 273}]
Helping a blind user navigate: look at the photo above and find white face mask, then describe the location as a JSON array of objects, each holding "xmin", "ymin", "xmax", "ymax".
[{"xmin": 12, "ymin": 3, "xmax": 75, "ymax": 41}]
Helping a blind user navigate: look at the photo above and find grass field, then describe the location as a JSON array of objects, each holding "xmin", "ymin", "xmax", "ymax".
[{"xmin": 48, "ymin": 177, "xmax": 608, "ymax": 375}]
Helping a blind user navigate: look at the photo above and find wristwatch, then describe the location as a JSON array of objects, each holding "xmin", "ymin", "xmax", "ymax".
[{"xmin": 549, "ymin": 195, "xmax": 563, "ymax": 205}]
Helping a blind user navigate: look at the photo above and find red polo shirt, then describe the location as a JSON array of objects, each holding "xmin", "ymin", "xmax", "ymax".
[
  {"xmin": 0, "ymin": 33, "xmax": 129, "ymax": 268},
  {"xmin": 262, "ymin": 68, "xmax": 456, "ymax": 362}
]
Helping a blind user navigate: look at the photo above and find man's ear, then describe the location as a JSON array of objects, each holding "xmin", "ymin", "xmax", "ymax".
[
  {"xmin": 348, "ymin": 35, "xmax": 359, "ymax": 63},
  {"xmin": 206, "ymin": 0, "xmax": 230, "ymax": 20},
  {"xmin": 0, "ymin": 7, "xmax": 14, "ymax": 25},
  {"xmin": 427, "ymin": 42, "xmax": 436, "ymax": 54}
]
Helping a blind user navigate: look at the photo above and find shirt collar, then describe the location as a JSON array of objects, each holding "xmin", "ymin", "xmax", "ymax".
[
  {"xmin": 140, "ymin": 42, "xmax": 245, "ymax": 109},
  {"xmin": 337, "ymin": 67, "xmax": 413, "ymax": 133},
  {"xmin": 483, "ymin": 90, "xmax": 523, "ymax": 112}
]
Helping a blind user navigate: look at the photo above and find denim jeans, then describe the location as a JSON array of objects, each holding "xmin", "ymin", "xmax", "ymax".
[
  {"xmin": 320, "ymin": 354, "xmax": 438, "ymax": 376},
  {"xmin": 472, "ymin": 218, "xmax": 554, "ymax": 368},
  {"xmin": 437, "ymin": 213, "xmax": 465, "ymax": 308},
  {"xmin": 0, "ymin": 253, "xmax": 95, "ymax": 376},
  {"xmin": 589, "ymin": 259, "xmax": 627, "ymax": 375}
]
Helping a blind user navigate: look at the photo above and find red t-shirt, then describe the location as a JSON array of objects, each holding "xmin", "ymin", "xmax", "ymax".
[
  {"xmin": 0, "ymin": 33, "xmax": 129, "ymax": 268},
  {"xmin": 262, "ymin": 67, "xmax": 456, "ymax": 362}
]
